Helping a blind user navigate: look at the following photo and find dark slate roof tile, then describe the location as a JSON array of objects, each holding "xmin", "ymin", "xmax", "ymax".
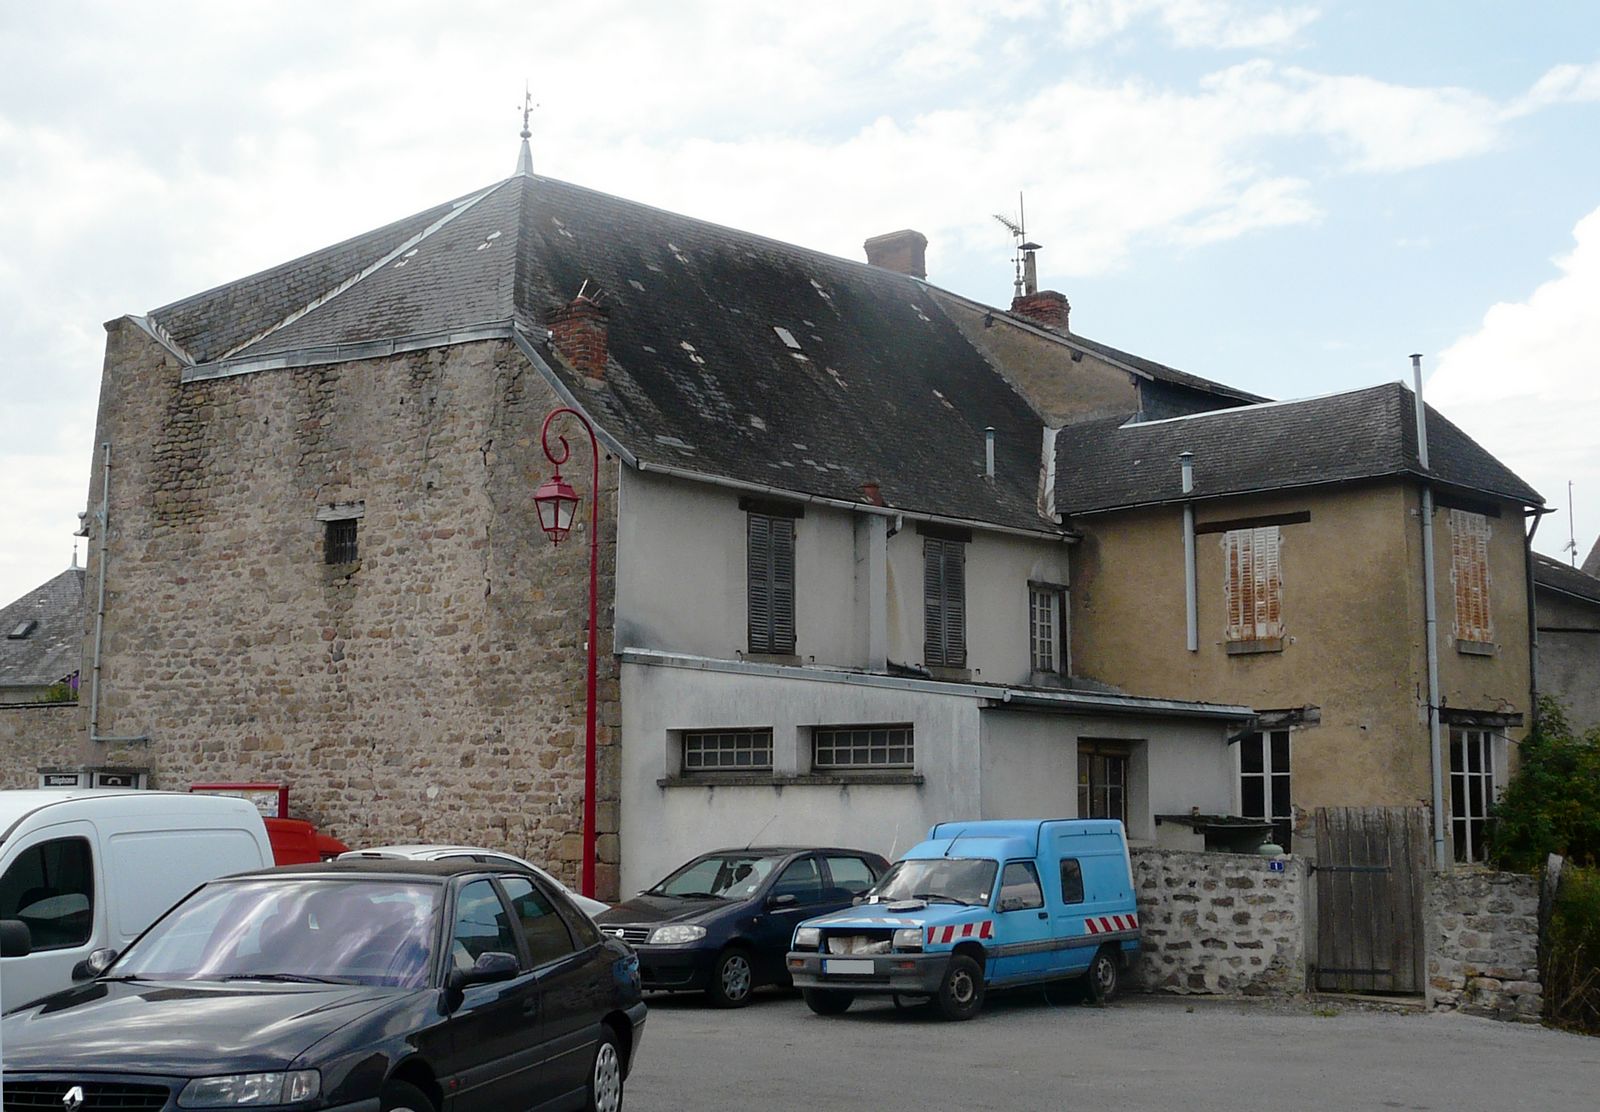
[
  {"xmin": 0, "ymin": 568, "xmax": 84, "ymax": 691},
  {"xmin": 1534, "ymin": 553, "xmax": 1600, "ymax": 606}
]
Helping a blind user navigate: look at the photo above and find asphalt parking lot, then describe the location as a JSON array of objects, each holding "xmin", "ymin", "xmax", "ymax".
[{"xmin": 626, "ymin": 988, "xmax": 1600, "ymax": 1111}]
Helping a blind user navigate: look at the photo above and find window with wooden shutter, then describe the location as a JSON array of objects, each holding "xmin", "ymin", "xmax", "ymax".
[
  {"xmin": 1222, "ymin": 526, "xmax": 1283, "ymax": 645},
  {"xmin": 1449, "ymin": 509, "xmax": 1493, "ymax": 645},
  {"xmin": 923, "ymin": 538, "xmax": 966, "ymax": 667},
  {"xmin": 747, "ymin": 514, "xmax": 796, "ymax": 654}
]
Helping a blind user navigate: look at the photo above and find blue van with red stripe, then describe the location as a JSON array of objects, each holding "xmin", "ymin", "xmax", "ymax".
[{"xmin": 786, "ymin": 819, "xmax": 1139, "ymax": 1020}]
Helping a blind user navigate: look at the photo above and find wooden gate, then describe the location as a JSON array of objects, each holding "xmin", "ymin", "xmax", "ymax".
[{"xmin": 1313, "ymin": 807, "xmax": 1428, "ymax": 995}]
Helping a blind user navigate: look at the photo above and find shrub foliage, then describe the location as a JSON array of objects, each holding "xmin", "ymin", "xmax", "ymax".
[{"xmin": 1489, "ymin": 698, "xmax": 1600, "ymax": 872}]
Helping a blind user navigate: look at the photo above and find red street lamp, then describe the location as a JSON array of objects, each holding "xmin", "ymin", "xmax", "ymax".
[{"xmin": 537, "ymin": 407, "xmax": 600, "ymax": 898}]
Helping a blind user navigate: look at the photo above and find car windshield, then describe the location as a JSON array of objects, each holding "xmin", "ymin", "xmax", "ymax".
[
  {"xmin": 866, "ymin": 858, "xmax": 997, "ymax": 907},
  {"xmin": 110, "ymin": 878, "xmax": 440, "ymax": 988},
  {"xmin": 647, "ymin": 853, "xmax": 785, "ymax": 900}
]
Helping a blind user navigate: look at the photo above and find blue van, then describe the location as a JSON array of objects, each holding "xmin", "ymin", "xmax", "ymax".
[{"xmin": 786, "ymin": 819, "xmax": 1139, "ymax": 1020}]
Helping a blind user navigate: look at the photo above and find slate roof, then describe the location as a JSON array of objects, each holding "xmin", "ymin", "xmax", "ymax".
[
  {"xmin": 0, "ymin": 568, "xmax": 83, "ymax": 691},
  {"xmin": 1534, "ymin": 553, "xmax": 1600, "ymax": 606},
  {"xmin": 147, "ymin": 172, "xmax": 1054, "ymax": 533},
  {"xmin": 1053, "ymin": 382, "xmax": 1543, "ymax": 514},
  {"xmin": 1057, "ymin": 331, "xmax": 1268, "ymax": 405}
]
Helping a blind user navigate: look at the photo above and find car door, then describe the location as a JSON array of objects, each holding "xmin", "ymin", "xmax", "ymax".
[
  {"xmin": 0, "ymin": 822, "xmax": 102, "ymax": 1011},
  {"xmin": 498, "ymin": 874, "xmax": 599, "ymax": 1104},
  {"xmin": 1050, "ymin": 856, "xmax": 1096, "ymax": 976},
  {"xmin": 989, "ymin": 860, "xmax": 1053, "ymax": 984},
  {"xmin": 442, "ymin": 877, "xmax": 542, "ymax": 1112},
  {"xmin": 750, "ymin": 855, "xmax": 828, "ymax": 978}
]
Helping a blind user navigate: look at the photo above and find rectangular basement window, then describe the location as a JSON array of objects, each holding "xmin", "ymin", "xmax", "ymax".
[
  {"xmin": 682, "ymin": 729, "xmax": 774, "ymax": 772},
  {"xmin": 324, "ymin": 518, "xmax": 359, "ymax": 564}
]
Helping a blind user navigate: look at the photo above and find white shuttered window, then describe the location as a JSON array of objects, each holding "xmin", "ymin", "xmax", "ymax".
[
  {"xmin": 1449, "ymin": 510, "xmax": 1493, "ymax": 644},
  {"xmin": 1223, "ymin": 526, "xmax": 1284, "ymax": 643}
]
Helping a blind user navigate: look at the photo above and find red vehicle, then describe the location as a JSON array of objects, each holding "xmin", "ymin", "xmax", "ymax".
[{"xmin": 189, "ymin": 783, "xmax": 349, "ymax": 865}]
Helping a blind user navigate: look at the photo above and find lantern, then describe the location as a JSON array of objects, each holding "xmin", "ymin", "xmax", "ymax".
[{"xmin": 534, "ymin": 472, "xmax": 580, "ymax": 544}]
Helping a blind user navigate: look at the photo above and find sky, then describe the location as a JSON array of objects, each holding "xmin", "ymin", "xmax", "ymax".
[{"xmin": 2, "ymin": 0, "xmax": 1598, "ymax": 604}]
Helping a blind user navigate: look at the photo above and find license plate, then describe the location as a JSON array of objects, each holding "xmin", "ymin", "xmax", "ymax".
[{"xmin": 823, "ymin": 958, "xmax": 875, "ymax": 975}]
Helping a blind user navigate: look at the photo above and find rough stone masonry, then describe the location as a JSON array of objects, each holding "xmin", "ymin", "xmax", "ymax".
[{"xmin": 1426, "ymin": 868, "xmax": 1543, "ymax": 1021}]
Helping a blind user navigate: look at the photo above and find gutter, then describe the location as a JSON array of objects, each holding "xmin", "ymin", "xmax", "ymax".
[
  {"xmin": 1412, "ymin": 355, "xmax": 1446, "ymax": 867},
  {"xmin": 1525, "ymin": 507, "xmax": 1551, "ymax": 728},
  {"xmin": 87, "ymin": 442, "xmax": 150, "ymax": 745}
]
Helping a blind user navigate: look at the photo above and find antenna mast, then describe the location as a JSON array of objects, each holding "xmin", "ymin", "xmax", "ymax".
[{"xmin": 1567, "ymin": 480, "xmax": 1579, "ymax": 566}]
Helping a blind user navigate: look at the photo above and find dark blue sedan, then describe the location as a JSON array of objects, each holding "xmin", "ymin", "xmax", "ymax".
[{"xmin": 0, "ymin": 859, "xmax": 645, "ymax": 1112}]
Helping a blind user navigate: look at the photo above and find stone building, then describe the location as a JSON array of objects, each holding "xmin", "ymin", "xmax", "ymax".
[{"xmin": 58, "ymin": 136, "xmax": 1544, "ymax": 895}]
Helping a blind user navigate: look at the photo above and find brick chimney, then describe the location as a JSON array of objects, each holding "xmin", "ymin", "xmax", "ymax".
[
  {"xmin": 863, "ymin": 230, "xmax": 928, "ymax": 279},
  {"xmin": 548, "ymin": 291, "xmax": 609, "ymax": 380},
  {"xmin": 1011, "ymin": 289, "xmax": 1070, "ymax": 332}
]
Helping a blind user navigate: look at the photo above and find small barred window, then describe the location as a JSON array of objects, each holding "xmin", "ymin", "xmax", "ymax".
[
  {"xmin": 324, "ymin": 518, "xmax": 359, "ymax": 564},
  {"xmin": 683, "ymin": 729, "xmax": 773, "ymax": 772},
  {"xmin": 812, "ymin": 725, "xmax": 914, "ymax": 770}
]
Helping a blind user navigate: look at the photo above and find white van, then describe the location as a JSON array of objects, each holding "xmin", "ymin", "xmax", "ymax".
[{"xmin": 0, "ymin": 790, "xmax": 274, "ymax": 1008}]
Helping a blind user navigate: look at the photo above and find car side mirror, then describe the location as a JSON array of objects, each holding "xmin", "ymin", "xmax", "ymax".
[
  {"xmin": 446, "ymin": 950, "xmax": 520, "ymax": 993},
  {"xmin": 0, "ymin": 920, "xmax": 31, "ymax": 958},
  {"xmin": 767, "ymin": 892, "xmax": 798, "ymax": 909},
  {"xmin": 71, "ymin": 947, "xmax": 118, "ymax": 980}
]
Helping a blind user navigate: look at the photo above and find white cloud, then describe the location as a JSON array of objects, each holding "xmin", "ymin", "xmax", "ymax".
[
  {"xmin": 1507, "ymin": 61, "xmax": 1600, "ymax": 117},
  {"xmin": 1429, "ymin": 204, "xmax": 1600, "ymax": 559},
  {"xmin": 1056, "ymin": 0, "xmax": 1319, "ymax": 49}
]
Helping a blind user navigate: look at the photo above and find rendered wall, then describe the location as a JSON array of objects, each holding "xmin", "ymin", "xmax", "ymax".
[
  {"xmin": 82, "ymin": 325, "xmax": 624, "ymax": 896},
  {"xmin": 1534, "ymin": 586, "xmax": 1600, "ymax": 734}
]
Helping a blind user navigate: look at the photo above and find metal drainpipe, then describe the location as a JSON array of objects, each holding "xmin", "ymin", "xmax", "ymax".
[
  {"xmin": 89, "ymin": 441, "xmax": 150, "ymax": 745},
  {"xmin": 1181, "ymin": 452, "xmax": 1198, "ymax": 652},
  {"xmin": 1525, "ymin": 508, "xmax": 1546, "ymax": 726},
  {"xmin": 1412, "ymin": 356, "xmax": 1446, "ymax": 866}
]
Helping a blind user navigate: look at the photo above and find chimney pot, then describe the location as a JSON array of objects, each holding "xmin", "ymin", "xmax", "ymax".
[
  {"xmin": 860, "ymin": 481, "xmax": 885, "ymax": 506},
  {"xmin": 1010, "ymin": 289, "xmax": 1070, "ymax": 332},
  {"xmin": 548, "ymin": 292, "xmax": 609, "ymax": 380},
  {"xmin": 863, "ymin": 230, "xmax": 929, "ymax": 279}
]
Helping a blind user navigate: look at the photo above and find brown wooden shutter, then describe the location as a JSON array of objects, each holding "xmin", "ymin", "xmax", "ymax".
[
  {"xmin": 1224, "ymin": 527, "xmax": 1282, "ymax": 641},
  {"xmin": 1450, "ymin": 510, "xmax": 1492, "ymax": 643}
]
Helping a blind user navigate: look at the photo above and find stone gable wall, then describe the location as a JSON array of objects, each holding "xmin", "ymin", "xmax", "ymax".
[
  {"xmin": 0, "ymin": 703, "xmax": 84, "ymax": 787},
  {"xmin": 1131, "ymin": 847, "xmax": 1307, "ymax": 995},
  {"xmin": 1426, "ymin": 868, "xmax": 1543, "ymax": 1021},
  {"xmin": 84, "ymin": 324, "xmax": 623, "ymax": 896}
]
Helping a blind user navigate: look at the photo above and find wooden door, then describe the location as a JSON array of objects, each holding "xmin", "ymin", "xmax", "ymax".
[{"xmin": 1313, "ymin": 807, "xmax": 1428, "ymax": 995}]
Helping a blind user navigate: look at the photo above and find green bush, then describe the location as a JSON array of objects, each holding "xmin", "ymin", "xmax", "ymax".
[
  {"xmin": 1489, "ymin": 698, "xmax": 1600, "ymax": 872},
  {"xmin": 1544, "ymin": 865, "xmax": 1600, "ymax": 1034}
]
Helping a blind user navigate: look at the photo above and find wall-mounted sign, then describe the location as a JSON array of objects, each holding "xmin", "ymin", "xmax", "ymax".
[
  {"xmin": 1268, "ymin": 859, "xmax": 1287, "ymax": 872},
  {"xmin": 190, "ymin": 782, "xmax": 290, "ymax": 819},
  {"xmin": 93, "ymin": 770, "xmax": 146, "ymax": 789},
  {"xmin": 39, "ymin": 771, "xmax": 88, "ymax": 788}
]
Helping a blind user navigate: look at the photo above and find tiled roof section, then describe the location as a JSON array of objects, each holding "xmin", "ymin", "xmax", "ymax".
[
  {"xmin": 1054, "ymin": 382, "xmax": 1543, "ymax": 514},
  {"xmin": 150, "ymin": 191, "xmax": 479, "ymax": 362},
  {"xmin": 151, "ymin": 173, "xmax": 1052, "ymax": 532},
  {"xmin": 1534, "ymin": 553, "xmax": 1600, "ymax": 606},
  {"xmin": 0, "ymin": 568, "xmax": 83, "ymax": 690},
  {"xmin": 1061, "ymin": 331, "xmax": 1269, "ymax": 405}
]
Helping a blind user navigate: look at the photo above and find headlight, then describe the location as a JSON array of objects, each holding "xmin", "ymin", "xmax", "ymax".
[
  {"xmin": 893, "ymin": 927, "xmax": 924, "ymax": 952},
  {"xmin": 648, "ymin": 924, "xmax": 708, "ymax": 945},
  {"xmin": 178, "ymin": 1071, "xmax": 320, "ymax": 1108},
  {"xmin": 794, "ymin": 926, "xmax": 821, "ymax": 950}
]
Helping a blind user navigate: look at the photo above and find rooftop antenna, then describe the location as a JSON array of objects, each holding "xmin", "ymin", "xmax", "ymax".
[
  {"xmin": 515, "ymin": 82, "xmax": 536, "ymax": 177},
  {"xmin": 993, "ymin": 192, "xmax": 1041, "ymax": 298},
  {"xmin": 1566, "ymin": 480, "xmax": 1578, "ymax": 566},
  {"xmin": 70, "ymin": 541, "xmax": 79, "ymax": 570}
]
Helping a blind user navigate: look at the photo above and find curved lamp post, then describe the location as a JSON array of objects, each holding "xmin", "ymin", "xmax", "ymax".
[{"xmin": 534, "ymin": 407, "xmax": 599, "ymax": 898}]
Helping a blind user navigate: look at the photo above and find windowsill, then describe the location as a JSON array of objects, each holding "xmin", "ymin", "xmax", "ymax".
[
  {"xmin": 1455, "ymin": 639, "xmax": 1498, "ymax": 657},
  {"xmin": 658, "ymin": 771, "xmax": 925, "ymax": 789},
  {"xmin": 1226, "ymin": 637, "xmax": 1283, "ymax": 656},
  {"xmin": 925, "ymin": 665, "xmax": 972, "ymax": 681},
  {"xmin": 744, "ymin": 652, "xmax": 801, "ymax": 666}
]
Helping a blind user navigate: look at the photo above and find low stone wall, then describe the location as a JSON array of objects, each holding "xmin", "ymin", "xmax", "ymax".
[
  {"xmin": 0, "ymin": 703, "xmax": 84, "ymax": 787},
  {"xmin": 1130, "ymin": 847, "xmax": 1307, "ymax": 996},
  {"xmin": 1426, "ymin": 868, "xmax": 1543, "ymax": 1021}
]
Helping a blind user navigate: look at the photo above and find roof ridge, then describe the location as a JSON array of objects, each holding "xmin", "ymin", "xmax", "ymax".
[
  {"xmin": 1121, "ymin": 381, "xmax": 1400, "ymax": 429},
  {"xmin": 210, "ymin": 181, "xmax": 510, "ymax": 363}
]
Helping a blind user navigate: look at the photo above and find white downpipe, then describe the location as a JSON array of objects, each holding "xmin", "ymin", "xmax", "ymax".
[
  {"xmin": 1413, "ymin": 355, "xmax": 1447, "ymax": 866},
  {"xmin": 89, "ymin": 441, "xmax": 149, "ymax": 745},
  {"xmin": 1181, "ymin": 452, "xmax": 1198, "ymax": 652}
]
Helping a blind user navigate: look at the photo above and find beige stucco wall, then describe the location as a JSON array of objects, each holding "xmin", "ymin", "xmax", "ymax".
[
  {"xmin": 615, "ymin": 468, "xmax": 1070, "ymax": 683},
  {"xmin": 933, "ymin": 293, "xmax": 1140, "ymax": 425},
  {"xmin": 1071, "ymin": 481, "xmax": 1532, "ymax": 846},
  {"xmin": 81, "ymin": 324, "xmax": 625, "ymax": 895}
]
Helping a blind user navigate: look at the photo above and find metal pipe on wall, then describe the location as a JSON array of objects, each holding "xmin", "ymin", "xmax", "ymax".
[
  {"xmin": 1181, "ymin": 452, "xmax": 1198, "ymax": 653},
  {"xmin": 1412, "ymin": 356, "xmax": 1446, "ymax": 866},
  {"xmin": 88, "ymin": 441, "xmax": 149, "ymax": 745}
]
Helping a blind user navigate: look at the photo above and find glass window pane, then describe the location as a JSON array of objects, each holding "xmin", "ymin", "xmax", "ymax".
[
  {"xmin": 1060, "ymin": 859, "xmax": 1084, "ymax": 904},
  {"xmin": 824, "ymin": 856, "xmax": 876, "ymax": 896},
  {"xmin": 500, "ymin": 877, "xmax": 576, "ymax": 967},
  {"xmin": 1240, "ymin": 735, "xmax": 1264, "ymax": 774},
  {"xmin": 0, "ymin": 837, "xmax": 94, "ymax": 951},
  {"xmin": 772, "ymin": 858, "xmax": 823, "ymax": 903},
  {"xmin": 1271, "ymin": 777, "xmax": 1291, "ymax": 819},
  {"xmin": 1242, "ymin": 778, "xmax": 1265, "ymax": 818},
  {"xmin": 1270, "ymin": 731, "xmax": 1290, "ymax": 770},
  {"xmin": 999, "ymin": 862, "xmax": 1044, "ymax": 910},
  {"xmin": 451, "ymin": 879, "xmax": 519, "ymax": 972}
]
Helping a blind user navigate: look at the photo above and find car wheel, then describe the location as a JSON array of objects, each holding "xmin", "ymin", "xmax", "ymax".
[
  {"xmin": 1086, "ymin": 946, "xmax": 1120, "ymax": 1004},
  {"xmin": 587, "ymin": 1026, "xmax": 624, "ymax": 1112},
  {"xmin": 935, "ymin": 954, "xmax": 985, "ymax": 1021},
  {"xmin": 380, "ymin": 1081, "xmax": 435, "ymax": 1112},
  {"xmin": 708, "ymin": 947, "xmax": 754, "ymax": 1008},
  {"xmin": 802, "ymin": 988, "xmax": 854, "ymax": 1015}
]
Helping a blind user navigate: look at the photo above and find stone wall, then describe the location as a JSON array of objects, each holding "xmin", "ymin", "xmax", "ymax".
[
  {"xmin": 1426, "ymin": 868, "xmax": 1543, "ymax": 1021},
  {"xmin": 82, "ymin": 324, "xmax": 624, "ymax": 896},
  {"xmin": 0, "ymin": 703, "xmax": 84, "ymax": 787},
  {"xmin": 1131, "ymin": 847, "xmax": 1307, "ymax": 996}
]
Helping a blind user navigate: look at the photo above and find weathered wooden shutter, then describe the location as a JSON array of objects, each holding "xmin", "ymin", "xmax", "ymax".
[
  {"xmin": 924, "ymin": 538, "xmax": 967, "ymax": 666},
  {"xmin": 748, "ymin": 514, "xmax": 795, "ymax": 654},
  {"xmin": 1224, "ymin": 527, "xmax": 1283, "ymax": 641},
  {"xmin": 1450, "ymin": 510, "xmax": 1492, "ymax": 643}
]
